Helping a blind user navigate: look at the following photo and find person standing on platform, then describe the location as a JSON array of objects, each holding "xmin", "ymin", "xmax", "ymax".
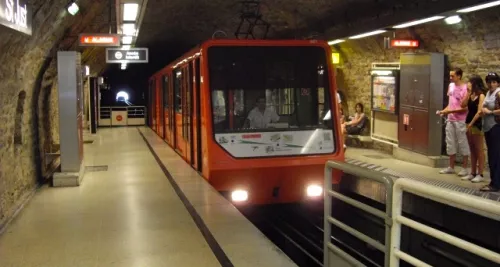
[
  {"xmin": 438, "ymin": 68, "xmax": 471, "ymax": 177},
  {"xmin": 480, "ymin": 72, "xmax": 500, "ymax": 192},
  {"xmin": 464, "ymin": 75, "xmax": 486, "ymax": 182}
]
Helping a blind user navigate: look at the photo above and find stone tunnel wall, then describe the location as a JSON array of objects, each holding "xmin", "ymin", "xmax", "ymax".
[
  {"xmin": 333, "ymin": 7, "xmax": 500, "ymax": 116},
  {"xmin": 0, "ymin": 0, "xmax": 107, "ymax": 229}
]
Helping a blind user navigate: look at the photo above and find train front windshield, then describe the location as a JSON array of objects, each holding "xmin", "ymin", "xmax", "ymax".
[{"xmin": 208, "ymin": 46, "xmax": 336, "ymax": 158}]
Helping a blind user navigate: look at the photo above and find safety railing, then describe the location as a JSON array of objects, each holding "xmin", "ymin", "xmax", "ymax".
[
  {"xmin": 324, "ymin": 160, "xmax": 394, "ymax": 267},
  {"xmin": 99, "ymin": 106, "xmax": 146, "ymax": 127},
  {"xmin": 390, "ymin": 178, "xmax": 500, "ymax": 267}
]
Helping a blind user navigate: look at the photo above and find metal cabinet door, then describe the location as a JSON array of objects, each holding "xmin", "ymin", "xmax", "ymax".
[
  {"xmin": 412, "ymin": 108, "xmax": 430, "ymax": 155},
  {"xmin": 412, "ymin": 65, "xmax": 431, "ymax": 110},
  {"xmin": 399, "ymin": 65, "xmax": 415, "ymax": 107},
  {"xmin": 398, "ymin": 106, "xmax": 415, "ymax": 151}
]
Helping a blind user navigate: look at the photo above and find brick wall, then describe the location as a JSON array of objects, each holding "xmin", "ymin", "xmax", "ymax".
[
  {"xmin": 333, "ymin": 7, "xmax": 500, "ymax": 116},
  {"xmin": 332, "ymin": 7, "xmax": 500, "ymax": 163},
  {"xmin": 0, "ymin": 0, "xmax": 107, "ymax": 229}
]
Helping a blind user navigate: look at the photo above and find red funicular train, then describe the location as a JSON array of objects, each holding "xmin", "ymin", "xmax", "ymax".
[{"xmin": 148, "ymin": 39, "xmax": 344, "ymax": 205}]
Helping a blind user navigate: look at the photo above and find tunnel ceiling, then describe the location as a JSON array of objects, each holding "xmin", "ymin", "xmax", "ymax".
[
  {"xmin": 1, "ymin": 0, "xmax": 494, "ymax": 80},
  {"xmin": 123, "ymin": 0, "xmax": 495, "ymax": 76}
]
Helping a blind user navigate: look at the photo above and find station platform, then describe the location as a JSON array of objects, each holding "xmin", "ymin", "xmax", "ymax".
[
  {"xmin": 0, "ymin": 127, "xmax": 296, "ymax": 267},
  {"xmin": 345, "ymin": 147, "xmax": 500, "ymax": 201}
]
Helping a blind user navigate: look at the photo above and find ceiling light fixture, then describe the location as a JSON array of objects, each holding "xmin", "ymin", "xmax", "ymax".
[
  {"xmin": 328, "ymin": 39, "xmax": 345, "ymax": 45},
  {"xmin": 457, "ymin": 1, "xmax": 500, "ymax": 13},
  {"xmin": 348, "ymin": 30, "xmax": 387, "ymax": 40},
  {"xmin": 123, "ymin": 3, "xmax": 139, "ymax": 21},
  {"xmin": 122, "ymin": 36, "xmax": 133, "ymax": 45},
  {"xmin": 445, "ymin": 15, "xmax": 462, "ymax": 25},
  {"xmin": 67, "ymin": 1, "xmax": 79, "ymax": 16},
  {"xmin": 393, "ymin": 16, "xmax": 445, "ymax": 28},
  {"xmin": 122, "ymin": 23, "xmax": 136, "ymax": 36}
]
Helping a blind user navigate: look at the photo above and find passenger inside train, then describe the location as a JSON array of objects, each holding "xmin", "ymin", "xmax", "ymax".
[{"xmin": 243, "ymin": 96, "xmax": 280, "ymax": 128}]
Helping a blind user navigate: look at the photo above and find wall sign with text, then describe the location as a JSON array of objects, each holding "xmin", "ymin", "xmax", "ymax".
[
  {"xmin": 106, "ymin": 48, "xmax": 149, "ymax": 63},
  {"xmin": 79, "ymin": 34, "xmax": 120, "ymax": 47},
  {"xmin": 391, "ymin": 39, "xmax": 420, "ymax": 48},
  {"xmin": 0, "ymin": 0, "xmax": 32, "ymax": 35}
]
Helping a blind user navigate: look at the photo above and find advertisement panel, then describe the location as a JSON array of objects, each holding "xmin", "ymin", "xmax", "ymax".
[{"xmin": 215, "ymin": 129, "xmax": 335, "ymax": 158}]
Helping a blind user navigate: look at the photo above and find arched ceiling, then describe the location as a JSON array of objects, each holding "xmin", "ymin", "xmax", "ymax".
[{"xmin": 1, "ymin": 0, "xmax": 495, "ymax": 83}]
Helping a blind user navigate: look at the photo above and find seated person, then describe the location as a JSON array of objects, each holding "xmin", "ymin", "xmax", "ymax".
[
  {"xmin": 342, "ymin": 102, "xmax": 367, "ymax": 135},
  {"xmin": 243, "ymin": 96, "xmax": 280, "ymax": 128},
  {"xmin": 339, "ymin": 107, "xmax": 345, "ymax": 125}
]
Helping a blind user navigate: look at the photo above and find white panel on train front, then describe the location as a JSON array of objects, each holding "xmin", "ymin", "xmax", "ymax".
[{"xmin": 111, "ymin": 111, "xmax": 128, "ymax": 126}]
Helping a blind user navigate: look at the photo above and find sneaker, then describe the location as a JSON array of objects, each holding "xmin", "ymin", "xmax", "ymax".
[
  {"xmin": 471, "ymin": 175, "xmax": 485, "ymax": 183},
  {"xmin": 439, "ymin": 167, "xmax": 455, "ymax": 174},
  {"xmin": 461, "ymin": 174, "xmax": 474, "ymax": 181},
  {"xmin": 457, "ymin": 168, "xmax": 469, "ymax": 177}
]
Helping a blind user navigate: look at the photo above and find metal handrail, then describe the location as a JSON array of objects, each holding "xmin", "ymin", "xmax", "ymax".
[
  {"xmin": 390, "ymin": 178, "xmax": 500, "ymax": 267},
  {"xmin": 100, "ymin": 106, "xmax": 146, "ymax": 118},
  {"xmin": 324, "ymin": 160, "xmax": 394, "ymax": 267}
]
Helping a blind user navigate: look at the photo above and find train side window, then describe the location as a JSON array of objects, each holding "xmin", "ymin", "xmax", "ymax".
[
  {"xmin": 186, "ymin": 65, "xmax": 193, "ymax": 142},
  {"xmin": 163, "ymin": 75, "xmax": 169, "ymax": 107},
  {"xmin": 182, "ymin": 67, "xmax": 191, "ymax": 140},
  {"xmin": 174, "ymin": 69, "xmax": 182, "ymax": 113}
]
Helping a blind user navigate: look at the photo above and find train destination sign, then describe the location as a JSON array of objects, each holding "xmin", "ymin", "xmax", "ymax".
[
  {"xmin": 79, "ymin": 34, "xmax": 120, "ymax": 47},
  {"xmin": 391, "ymin": 39, "xmax": 420, "ymax": 48},
  {"xmin": 0, "ymin": 0, "xmax": 32, "ymax": 35},
  {"xmin": 106, "ymin": 48, "xmax": 149, "ymax": 63}
]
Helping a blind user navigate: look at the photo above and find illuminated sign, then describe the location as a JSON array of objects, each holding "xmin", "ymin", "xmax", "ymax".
[
  {"xmin": 79, "ymin": 33, "xmax": 120, "ymax": 47},
  {"xmin": 106, "ymin": 48, "xmax": 149, "ymax": 63},
  {"xmin": 0, "ymin": 0, "xmax": 32, "ymax": 35},
  {"xmin": 391, "ymin": 39, "xmax": 420, "ymax": 48},
  {"xmin": 332, "ymin": 52, "xmax": 340, "ymax": 64}
]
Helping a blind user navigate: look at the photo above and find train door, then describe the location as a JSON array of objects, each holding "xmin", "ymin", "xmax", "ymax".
[
  {"xmin": 158, "ymin": 77, "xmax": 165, "ymax": 138},
  {"xmin": 151, "ymin": 79, "xmax": 157, "ymax": 131},
  {"xmin": 183, "ymin": 65, "xmax": 192, "ymax": 163},
  {"xmin": 174, "ymin": 68, "xmax": 183, "ymax": 154},
  {"xmin": 168, "ymin": 73, "xmax": 175, "ymax": 146},
  {"xmin": 148, "ymin": 80, "xmax": 153, "ymax": 127},
  {"xmin": 162, "ymin": 75, "xmax": 169, "ymax": 143},
  {"xmin": 192, "ymin": 58, "xmax": 202, "ymax": 171}
]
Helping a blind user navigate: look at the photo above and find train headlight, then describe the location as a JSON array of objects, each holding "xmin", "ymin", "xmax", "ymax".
[
  {"xmin": 306, "ymin": 185, "xmax": 323, "ymax": 197},
  {"xmin": 231, "ymin": 190, "xmax": 248, "ymax": 202}
]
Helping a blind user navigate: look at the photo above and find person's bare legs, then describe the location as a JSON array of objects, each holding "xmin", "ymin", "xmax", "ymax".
[
  {"xmin": 449, "ymin": 154, "xmax": 456, "ymax": 169},
  {"xmin": 470, "ymin": 133, "xmax": 486, "ymax": 182},
  {"xmin": 467, "ymin": 131, "xmax": 477, "ymax": 175},
  {"xmin": 475, "ymin": 134, "xmax": 485, "ymax": 175}
]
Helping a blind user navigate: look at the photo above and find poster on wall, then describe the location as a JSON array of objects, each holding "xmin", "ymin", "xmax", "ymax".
[{"xmin": 371, "ymin": 71, "xmax": 398, "ymax": 114}]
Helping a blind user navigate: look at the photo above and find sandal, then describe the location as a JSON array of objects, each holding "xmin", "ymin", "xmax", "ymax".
[{"xmin": 480, "ymin": 185, "xmax": 499, "ymax": 192}]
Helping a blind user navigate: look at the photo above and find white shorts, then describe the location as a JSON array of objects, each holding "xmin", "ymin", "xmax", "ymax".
[{"xmin": 445, "ymin": 121, "xmax": 470, "ymax": 156}]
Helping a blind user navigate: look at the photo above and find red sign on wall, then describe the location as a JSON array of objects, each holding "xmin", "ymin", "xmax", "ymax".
[
  {"xmin": 116, "ymin": 115, "xmax": 123, "ymax": 121},
  {"xmin": 79, "ymin": 34, "xmax": 120, "ymax": 47},
  {"xmin": 391, "ymin": 39, "xmax": 419, "ymax": 48}
]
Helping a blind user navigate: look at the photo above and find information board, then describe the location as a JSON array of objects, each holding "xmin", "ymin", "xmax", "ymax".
[{"xmin": 106, "ymin": 48, "xmax": 149, "ymax": 63}]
